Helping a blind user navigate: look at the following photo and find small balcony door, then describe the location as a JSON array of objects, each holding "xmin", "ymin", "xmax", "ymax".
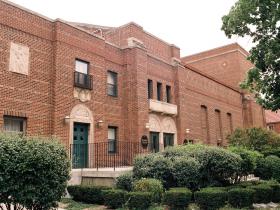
[
  {"xmin": 164, "ymin": 133, "xmax": 174, "ymax": 148},
  {"xmin": 150, "ymin": 132, "xmax": 159, "ymax": 153},
  {"xmin": 72, "ymin": 123, "xmax": 88, "ymax": 168}
]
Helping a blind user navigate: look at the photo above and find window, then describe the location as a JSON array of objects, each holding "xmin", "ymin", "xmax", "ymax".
[
  {"xmin": 157, "ymin": 82, "xmax": 162, "ymax": 101},
  {"xmin": 4, "ymin": 116, "xmax": 26, "ymax": 133},
  {"xmin": 166, "ymin": 85, "xmax": 171, "ymax": 103},
  {"xmin": 215, "ymin": 109, "xmax": 223, "ymax": 146},
  {"xmin": 148, "ymin": 79, "xmax": 153, "ymax": 99},
  {"xmin": 75, "ymin": 59, "xmax": 89, "ymax": 74},
  {"xmin": 268, "ymin": 124, "xmax": 274, "ymax": 131},
  {"xmin": 227, "ymin": 113, "xmax": 233, "ymax": 134},
  {"xmin": 107, "ymin": 71, "xmax": 118, "ymax": 97},
  {"xmin": 74, "ymin": 59, "xmax": 92, "ymax": 90},
  {"xmin": 164, "ymin": 133, "xmax": 174, "ymax": 148},
  {"xmin": 108, "ymin": 126, "xmax": 117, "ymax": 153},
  {"xmin": 200, "ymin": 105, "xmax": 210, "ymax": 144}
]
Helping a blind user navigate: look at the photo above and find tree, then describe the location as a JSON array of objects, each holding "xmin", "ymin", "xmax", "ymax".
[{"xmin": 222, "ymin": 0, "xmax": 280, "ymax": 111}]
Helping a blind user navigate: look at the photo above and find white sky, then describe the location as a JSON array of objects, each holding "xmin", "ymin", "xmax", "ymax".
[{"xmin": 8, "ymin": 0, "xmax": 252, "ymax": 56}]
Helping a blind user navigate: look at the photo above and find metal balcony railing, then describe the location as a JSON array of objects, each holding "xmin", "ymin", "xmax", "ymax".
[{"xmin": 74, "ymin": 71, "xmax": 93, "ymax": 90}]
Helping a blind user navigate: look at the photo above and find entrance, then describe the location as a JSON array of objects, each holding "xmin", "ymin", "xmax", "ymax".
[
  {"xmin": 150, "ymin": 132, "xmax": 160, "ymax": 153},
  {"xmin": 164, "ymin": 133, "xmax": 174, "ymax": 148},
  {"xmin": 72, "ymin": 122, "xmax": 88, "ymax": 168}
]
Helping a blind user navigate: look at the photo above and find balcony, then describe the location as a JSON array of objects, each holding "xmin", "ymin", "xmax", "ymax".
[
  {"xmin": 149, "ymin": 99, "xmax": 178, "ymax": 116},
  {"xmin": 74, "ymin": 71, "xmax": 93, "ymax": 90}
]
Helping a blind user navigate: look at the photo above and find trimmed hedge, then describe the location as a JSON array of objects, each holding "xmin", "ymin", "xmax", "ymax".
[
  {"xmin": 228, "ymin": 188, "xmax": 254, "ymax": 208},
  {"xmin": 67, "ymin": 185, "xmax": 110, "ymax": 204},
  {"xmin": 116, "ymin": 172, "xmax": 134, "ymax": 191},
  {"xmin": 133, "ymin": 178, "xmax": 163, "ymax": 203},
  {"xmin": 102, "ymin": 189, "xmax": 127, "ymax": 209},
  {"xmin": 163, "ymin": 188, "xmax": 192, "ymax": 210},
  {"xmin": 126, "ymin": 191, "xmax": 152, "ymax": 210},
  {"xmin": 195, "ymin": 187, "xmax": 228, "ymax": 210},
  {"xmin": 249, "ymin": 184, "xmax": 273, "ymax": 203}
]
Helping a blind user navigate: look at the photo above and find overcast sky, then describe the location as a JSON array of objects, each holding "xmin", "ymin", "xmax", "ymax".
[{"xmin": 9, "ymin": 0, "xmax": 252, "ymax": 56}]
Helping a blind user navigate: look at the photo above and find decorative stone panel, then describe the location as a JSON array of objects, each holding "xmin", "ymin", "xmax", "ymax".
[
  {"xmin": 74, "ymin": 87, "xmax": 91, "ymax": 102},
  {"xmin": 9, "ymin": 42, "xmax": 30, "ymax": 75}
]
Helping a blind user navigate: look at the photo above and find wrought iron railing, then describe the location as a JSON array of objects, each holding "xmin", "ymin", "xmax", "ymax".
[
  {"xmin": 70, "ymin": 141, "xmax": 149, "ymax": 171},
  {"xmin": 74, "ymin": 71, "xmax": 93, "ymax": 90}
]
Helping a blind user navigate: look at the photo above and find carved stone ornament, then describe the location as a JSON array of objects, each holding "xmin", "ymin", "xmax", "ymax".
[
  {"xmin": 74, "ymin": 87, "xmax": 91, "ymax": 102},
  {"xmin": 9, "ymin": 42, "xmax": 30, "ymax": 75}
]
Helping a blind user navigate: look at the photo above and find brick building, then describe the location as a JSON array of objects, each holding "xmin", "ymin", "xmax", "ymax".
[{"xmin": 0, "ymin": 0, "xmax": 265, "ymax": 168}]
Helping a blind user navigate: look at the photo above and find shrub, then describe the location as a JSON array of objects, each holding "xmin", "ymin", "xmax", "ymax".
[
  {"xmin": 116, "ymin": 172, "xmax": 134, "ymax": 191},
  {"xmin": 255, "ymin": 155, "xmax": 280, "ymax": 181},
  {"xmin": 228, "ymin": 188, "xmax": 254, "ymax": 208},
  {"xmin": 133, "ymin": 144, "xmax": 242, "ymax": 189},
  {"xmin": 269, "ymin": 181, "xmax": 280, "ymax": 203},
  {"xmin": 67, "ymin": 185, "xmax": 110, "ymax": 204},
  {"xmin": 172, "ymin": 157, "xmax": 201, "ymax": 191},
  {"xmin": 133, "ymin": 154, "xmax": 174, "ymax": 188},
  {"xmin": 228, "ymin": 146, "xmax": 262, "ymax": 181},
  {"xmin": 195, "ymin": 187, "xmax": 228, "ymax": 210},
  {"xmin": 162, "ymin": 188, "xmax": 192, "ymax": 210},
  {"xmin": 102, "ymin": 189, "xmax": 127, "ymax": 209},
  {"xmin": 249, "ymin": 184, "xmax": 273, "ymax": 203},
  {"xmin": 126, "ymin": 191, "xmax": 152, "ymax": 210},
  {"xmin": 133, "ymin": 178, "xmax": 163, "ymax": 203},
  {"xmin": 227, "ymin": 127, "xmax": 280, "ymax": 155},
  {"xmin": 0, "ymin": 133, "xmax": 70, "ymax": 210}
]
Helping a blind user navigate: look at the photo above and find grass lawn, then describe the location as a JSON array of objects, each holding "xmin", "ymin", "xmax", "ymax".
[{"xmin": 59, "ymin": 198, "xmax": 102, "ymax": 210}]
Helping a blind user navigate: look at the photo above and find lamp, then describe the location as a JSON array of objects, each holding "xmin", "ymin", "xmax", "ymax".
[
  {"xmin": 64, "ymin": 116, "xmax": 70, "ymax": 124},
  {"xmin": 145, "ymin": 123, "xmax": 150, "ymax": 129},
  {"xmin": 96, "ymin": 120, "xmax": 104, "ymax": 128},
  {"xmin": 185, "ymin": 128, "xmax": 190, "ymax": 134}
]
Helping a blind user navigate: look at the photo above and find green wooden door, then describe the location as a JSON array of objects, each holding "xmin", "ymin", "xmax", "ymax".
[
  {"xmin": 150, "ymin": 132, "xmax": 160, "ymax": 153},
  {"xmin": 164, "ymin": 133, "xmax": 174, "ymax": 148},
  {"xmin": 72, "ymin": 123, "xmax": 88, "ymax": 168}
]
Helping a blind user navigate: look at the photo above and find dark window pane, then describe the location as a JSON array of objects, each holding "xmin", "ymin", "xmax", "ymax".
[
  {"xmin": 107, "ymin": 71, "xmax": 118, "ymax": 96},
  {"xmin": 148, "ymin": 79, "xmax": 153, "ymax": 99},
  {"xmin": 157, "ymin": 82, "xmax": 162, "ymax": 101},
  {"xmin": 166, "ymin": 85, "xmax": 171, "ymax": 103}
]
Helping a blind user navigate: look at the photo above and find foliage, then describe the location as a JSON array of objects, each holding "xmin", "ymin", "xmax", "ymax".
[
  {"xmin": 126, "ymin": 191, "xmax": 152, "ymax": 210},
  {"xmin": 227, "ymin": 127, "xmax": 280, "ymax": 155},
  {"xmin": 228, "ymin": 188, "xmax": 254, "ymax": 208},
  {"xmin": 228, "ymin": 146, "xmax": 262, "ymax": 181},
  {"xmin": 255, "ymin": 155, "xmax": 280, "ymax": 181},
  {"xmin": 133, "ymin": 178, "xmax": 163, "ymax": 203},
  {"xmin": 133, "ymin": 154, "xmax": 174, "ymax": 188},
  {"xmin": 222, "ymin": 0, "xmax": 280, "ymax": 110},
  {"xmin": 172, "ymin": 157, "xmax": 201, "ymax": 191},
  {"xmin": 67, "ymin": 185, "xmax": 110, "ymax": 204},
  {"xmin": 134, "ymin": 144, "xmax": 242, "ymax": 189},
  {"xmin": 249, "ymin": 184, "xmax": 273, "ymax": 203},
  {"xmin": 102, "ymin": 189, "xmax": 127, "ymax": 209},
  {"xmin": 59, "ymin": 198, "xmax": 98, "ymax": 210},
  {"xmin": 162, "ymin": 188, "xmax": 192, "ymax": 210},
  {"xmin": 194, "ymin": 187, "xmax": 228, "ymax": 210},
  {"xmin": 0, "ymin": 133, "xmax": 70, "ymax": 210},
  {"xmin": 116, "ymin": 172, "xmax": 134, "ymax": 191}
]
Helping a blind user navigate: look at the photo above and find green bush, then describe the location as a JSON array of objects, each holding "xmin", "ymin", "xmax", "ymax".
[
  {"xmin": 269, "ymin": 181, "xmax": 280, "ymax": 203},
  {"xmin": 102, "ymin": 189, "xmax": 127, "ymax": 209},
  {"xmin": 133, "ymin": 154, "xmax": 174, "ymax": 188},
  {"xmin": 133, "ymin": 178, "xmax": 163, "ymax": 203},
  {"xmin": 255, "ymin": 155, "xmax": 280, "ymax": 181},
  {"xmin": 227, "ymin": 127, "xmax": 280, "ymax": 155},
  {"xmin": 116, "ymin": 172, "xmax": 134, "ymax": 191},
  {"xmin": 133, "ymin": 144, "xmax": 242, "ymax": 189},
  {"xmin": 249, "ymin": 184, "xmax": 273, "ymax": 203},
  {"xmin": 0, "ymin": 133, "xmax": 70, "ymax": 210},
  {"xmin": 162, "ymin": 188, "xmax": 192, "ymax": 210},
  {"xmin": 229, "ymin": 146, "xmax": 262, "ymax": 181},
  {"xmin": 195, "ymin": 187, "xmax": 228, "ymax": 210},
  {"xmin": 228, "ymin": 188, "xmax": 254, "ymax": 208},
  {"xmin": 67, "ymin": 185, "xmax": 110, "ymax": 204},
  {"xmin": 126, "ymin": 191, "xmax": 152, "ymax": 210},
  {"xmin": 172, "ymin": 157, "xmax": 201, "ymax": 191}
]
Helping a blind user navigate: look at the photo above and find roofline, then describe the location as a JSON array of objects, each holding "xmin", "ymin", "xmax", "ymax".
[
  {"xmin": 184, "ymin": 63, "xmax": 242, "ymax": 94},
  {"xmin": 182, "ymin": 43, "xmax": 249, "ymax": 61}
]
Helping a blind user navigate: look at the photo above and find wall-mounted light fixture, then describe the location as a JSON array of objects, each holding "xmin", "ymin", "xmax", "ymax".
[
  {"xmin": 145, "ymin": 123, "xmax": 150, "ymax": 129},
  {"xmin": 185, "ymin": 128, "xmax": 190, "ymax": 134},
  {"xmin": 64, "ymin": 116, "xmax": 70, "ymax": 124},
  {"xmin": 96, "ymin": 120, "xmax": 104, "ymax": 128}
]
